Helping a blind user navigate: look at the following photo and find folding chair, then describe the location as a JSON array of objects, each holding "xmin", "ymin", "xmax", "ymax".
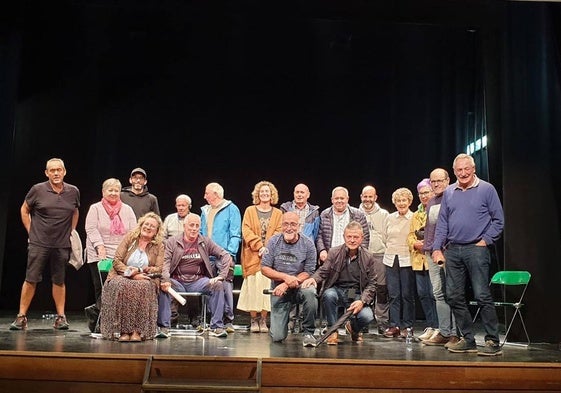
[
  {"xmin": 470, "ymin": 270, "xmax": 531, "ymax": 347},
  {"xmin": 92, "ymin": 259, "xmax": 113, "ymax": 334}
]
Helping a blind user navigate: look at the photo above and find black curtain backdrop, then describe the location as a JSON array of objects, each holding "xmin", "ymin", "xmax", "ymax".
[{"xmin": 1, "ymin": 1, "xmax": 560, "ymax": 343}]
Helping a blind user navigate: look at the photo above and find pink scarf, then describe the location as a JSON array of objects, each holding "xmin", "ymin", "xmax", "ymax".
[{"xmin": 101, "ymin": 198, "xmax": 126, "ymax": 235}]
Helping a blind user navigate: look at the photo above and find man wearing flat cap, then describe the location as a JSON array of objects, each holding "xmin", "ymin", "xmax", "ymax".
[{"xmin": 120, "ymin": 167, "xmax": 160, "ymax": 220}]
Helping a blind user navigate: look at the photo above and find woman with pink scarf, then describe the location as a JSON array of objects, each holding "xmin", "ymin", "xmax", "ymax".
[{"xmin": 84, "ymin": 178, "xmax": 137, "ymax": 331}]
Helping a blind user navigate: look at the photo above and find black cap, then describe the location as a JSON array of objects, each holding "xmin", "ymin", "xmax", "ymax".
[{"xmin": 130, "ymin": 167, "xmax": 147, "ymax": 178}]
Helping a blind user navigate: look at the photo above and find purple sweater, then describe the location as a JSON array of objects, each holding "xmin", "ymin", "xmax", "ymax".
[{"xmin": 432, "ymin": 179, "xmax": 504, "ymax": 250}]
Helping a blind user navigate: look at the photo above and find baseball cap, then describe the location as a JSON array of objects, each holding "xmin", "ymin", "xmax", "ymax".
[{"xmin": 130, "ymin": 167, "xmax": 147, "ymax": 178}]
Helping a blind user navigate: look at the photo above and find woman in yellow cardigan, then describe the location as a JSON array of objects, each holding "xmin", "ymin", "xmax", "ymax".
[
  {"xmin": 407, "ymin": 178, "xmax": 438, "ymax": 342},
  {"xmin": 237, "ymin": 180, "xmax": 282, "ymax": 333}
]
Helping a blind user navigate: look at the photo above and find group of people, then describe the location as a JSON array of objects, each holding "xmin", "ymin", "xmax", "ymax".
[{"xmin": 9, "ymin": 153, "xmax": 505, "ymax": 356}]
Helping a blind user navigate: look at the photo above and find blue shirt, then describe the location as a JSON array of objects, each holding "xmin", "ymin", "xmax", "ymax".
[{"xmin": 261, "ymin": 233, "xmax": 317, "ymax": 288}]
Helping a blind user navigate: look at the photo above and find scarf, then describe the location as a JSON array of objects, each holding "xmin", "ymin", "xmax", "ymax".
[{"xmin": 101, "ymin": 197, "xmax": 126, "ymax": 235}]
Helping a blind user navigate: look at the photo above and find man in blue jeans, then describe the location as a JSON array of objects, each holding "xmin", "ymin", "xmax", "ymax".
[
  {"xmin": 158, "ymin": 213, "xmax": 233, "ymax": 338},
  {"xmin": 432, "ymin": 153, "xmax": 505, "ymax": 356},
  {"xmin": 302, "ymin": 220, "xmax": 377, "ymax": 345},
  {"xmin": 261, "ymin": 211, "xmax": 318, "ymax": 347}
]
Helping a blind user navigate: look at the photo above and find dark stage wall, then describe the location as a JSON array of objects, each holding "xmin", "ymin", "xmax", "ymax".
[{"xmin": 1, "ymin": 1, "xmax": 560, "ymax": 343}]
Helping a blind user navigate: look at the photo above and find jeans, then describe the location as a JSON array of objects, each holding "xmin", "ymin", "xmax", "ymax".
[
  {"xmin": 444, "ymin": 244, "xmax": 499, "ymax": 344},
  {"xmin": 426, "ymin": 252, "xmax": 456, "ymax": 337},
  {"xmin": 270, "ymin": 287, "xmax": 318, "ymax": 342},
  {"xmin": 223, "ymin": 280, "xmax": 235, "ymax": 323},
  {"xmin": 211, "ymin": 256, "xmax": 235, "ymax": 323},
  {"xmin": 158, "ymin": 277, "xmax": 226, "ymax": 329},
  {"xmin": 386, "ymin": 256, "xmax": 415, "ymax": 329},
  {"xmin": 372, "ymin": 254, "xmax": 389, "ymax": 328},
  {"xmin": 321, "ymin": 287, "xmax": 374, "ymax": 333},
  {"xmin": 415, "ymin": 270, "xmax": 438, "ymax": 329}
]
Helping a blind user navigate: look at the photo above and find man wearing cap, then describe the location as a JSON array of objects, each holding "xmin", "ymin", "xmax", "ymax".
[{"xmin": 121, "ymin": 167, "xmax": 160, "ymax": 220}]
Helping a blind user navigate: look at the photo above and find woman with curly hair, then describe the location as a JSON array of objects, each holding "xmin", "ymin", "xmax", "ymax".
[
  {"xmin": 100, "ymin": 212, "xmax": 164, "ymax": 342},
  {"xmin": 237, "ymin": 180, "xmax": 283, "ymax": 333}
]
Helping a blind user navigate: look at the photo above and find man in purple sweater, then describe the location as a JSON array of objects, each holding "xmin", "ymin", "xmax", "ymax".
[{"xmin": 432, "ymin": 153, "xmax": 504, "ymax": 356}]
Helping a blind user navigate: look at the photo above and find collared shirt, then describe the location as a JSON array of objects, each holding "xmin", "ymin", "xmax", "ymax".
[
  {"xmin": 331, "ymin": 209, "xmax": 350, "ymax": 248},
  {"xmin": 163, "ymin": 213, "xmax": 186, "ymax": 239}
]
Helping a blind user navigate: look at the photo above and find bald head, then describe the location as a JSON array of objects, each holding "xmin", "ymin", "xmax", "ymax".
[{"xmin": 281, "ymin": 211, "xmax": 300, "ymax": 243}]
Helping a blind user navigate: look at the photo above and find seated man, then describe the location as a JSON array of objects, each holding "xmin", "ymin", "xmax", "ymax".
[
  {"xmin": 261, "ymin": 211, "xmax": 318, "ymax": 347},
  {"xmin": 302, "ymin": 220, "xmax": 377, "ymax": 345},
  {"xmin": 158, "ymin": 213, "xmax": 232, "ymax": 338}
]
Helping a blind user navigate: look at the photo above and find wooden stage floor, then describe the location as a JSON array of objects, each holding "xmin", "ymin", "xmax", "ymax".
[{"xmin": 1, "ymin": 311, "xmax": 560, "ymax": 392}]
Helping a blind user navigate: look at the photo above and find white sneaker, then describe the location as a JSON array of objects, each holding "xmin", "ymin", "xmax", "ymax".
[
  {"xmin": 427, "ymin": 328, "xmax": 440, "ymax": 341},
  {"xmin": 209, "ymin": 328, "xmax": 228, "ymax": 338},
  {"xmin": 418, "ymin": 327, "xmax": 435, "ymax": 341},
  {"xmin": 302, "ymin": 334, "xmax": 317, "ymax": 347}
]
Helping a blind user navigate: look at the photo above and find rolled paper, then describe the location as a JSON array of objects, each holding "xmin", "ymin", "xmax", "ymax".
[{"xmin": 167, "ymin": 287, "xmax": 187, "ymax": 306}]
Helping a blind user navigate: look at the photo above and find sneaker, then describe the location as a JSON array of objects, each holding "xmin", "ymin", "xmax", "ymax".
[
  {"xmin": 53, "ymin": 315, "xmax": 69, "ymax": 330},
  {"xmin": 302, "ymin": 334, "xmax": 317, "ymax": 347},
  {"xmin": 428, "ymin": 328, "xmax": 441, "ymax": 341},
  {"xmin": 225, "ymin": 323, "xmax": 235, "ymax": 333},
  {"xmin": 478, "ymin": 340, "xmax": 503, "ymax": 356},
  {"xmin": 447, "ymin": 337, "xmax": 477, "ymax": 353},
  {"xmin": 9, "ymin": 314, "xmax": 27, "ymax": 330},
  {"xmin": 155, "ymin": 327, "xmax": 170, "ymax": 338},
  {"xmin": 424, "ymin": 332, "xmax": 450, "ymax": 346},
  {"xmin": 250, "ymin": 318, "xmax": 260, "ymax": 333},
  {"xmin": 418, "ymin": 327, "xmax": 436, "ymax": 341},
  {"xmin": 259, "ymin": 317, "xmax": 269, "ymax": 333},
  {"xmin": 383, "ymin": 326, "xmax": 400, "ymax": 338},
  {"xmin": 210, "ymin": 328, "xmax": 228, "ymax": 338},
  {"xmin": 377, "ymin": 326, "xmax": 386, "ymax": 335},
  {"xmin": 345, "ymin": 321, "xmax": 363, "ymax": 342},
  {"xmin": 444, "ymin": 335, "xmax": 460, "ymax": 349}
]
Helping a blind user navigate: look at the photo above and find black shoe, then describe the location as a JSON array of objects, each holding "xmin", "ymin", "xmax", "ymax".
[
  {"xmin": 53, "ymin": 315, "xmax": 69, "ymax": 330},
  {"xmin": 84, "ymin": 304, "xmax": 99, "ymax": 333},
  {"xmin": 170, "ymin": 311, "xmax": 179, "ymax": 328}
]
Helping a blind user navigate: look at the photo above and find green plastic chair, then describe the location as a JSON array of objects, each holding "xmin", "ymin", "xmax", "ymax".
[
  {"xmin": 94, "ymin": 259, "xmax": 113, "ymax": 333},
  {"xmin": 470, "ymin": 270, "xmax": 531, "ymax": 346},
  {"xmin": 98, "ymin": 258, "xmax": 113, "ymax": 274}
]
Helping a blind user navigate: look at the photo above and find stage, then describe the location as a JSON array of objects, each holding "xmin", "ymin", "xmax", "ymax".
[{"xmin": 0, "ymin": 311, "xmax": 560, "ymax": 392}]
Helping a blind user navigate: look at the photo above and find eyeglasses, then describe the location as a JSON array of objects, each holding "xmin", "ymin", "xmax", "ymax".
[
  {"xmin": 419, "ymin": 191, "xmax": 432, "ymax": 196},
  {"xmin": 430, "ymin": 179, "xmax": 447, "ymax": 185}
]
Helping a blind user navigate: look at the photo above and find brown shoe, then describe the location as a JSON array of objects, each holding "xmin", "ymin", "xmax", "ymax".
[
  {"xmin": 130, "ymin": 331, "xmax": 142, "ymax": 342},
  {"xmin": 383, "ymin": 326, "xmax": 400, "ymax": 338},
  {"xmin": 444, "ymin": 336, "xmax": 460, "ymax": 349},
  {"xmin": 326, "ymin": 331, "xmax": 339, "ymax": 345},
  {"xmin": 9, "ymin": 314, "xmax": 28, "ymax": 331},
  {"xmin": 424, "ymin": 332, "xmax": 450, "ymax": 346},
  {"xmin": 345, "ymin": 321, "xmax": 363, "ymax": 342},
  {"xmin": 118, "ymin": 333, "xmax": 130, "ymax": 342}
]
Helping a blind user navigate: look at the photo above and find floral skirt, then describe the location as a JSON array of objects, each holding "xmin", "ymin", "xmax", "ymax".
[{"xmin": 100, "ymin": 275, "xmax": 158, "ymax": 340}]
